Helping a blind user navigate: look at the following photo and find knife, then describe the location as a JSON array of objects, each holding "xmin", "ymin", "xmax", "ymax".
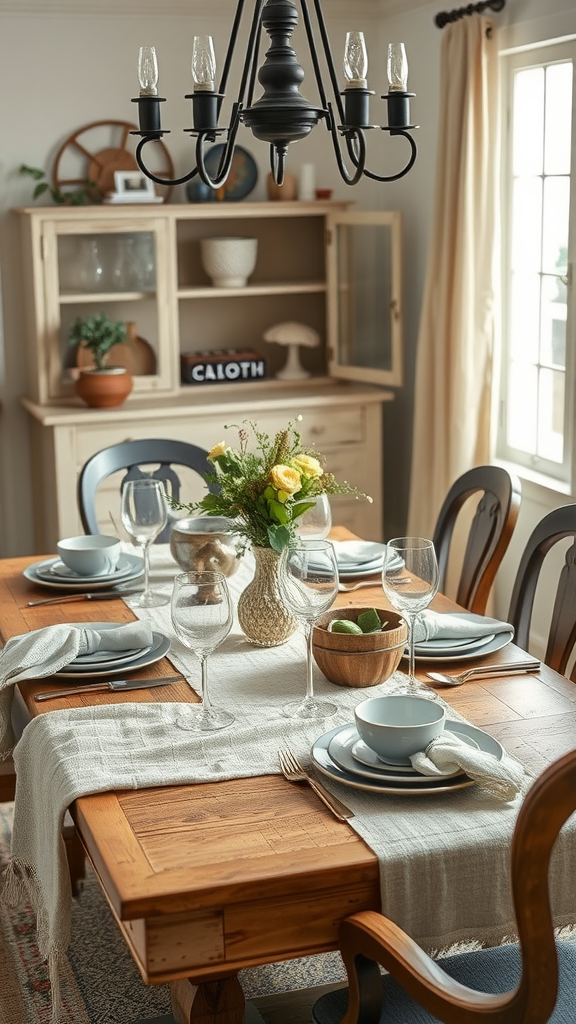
[
  {"xmin": 28, "ymin": 591, "xmax": 142, "ymax": 607},
  {"xmin": 34, "ymin": 675, "xmax": 183, "ymax": 701}
]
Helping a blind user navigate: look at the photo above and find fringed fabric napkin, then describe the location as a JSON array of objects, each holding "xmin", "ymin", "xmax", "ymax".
[
  {"xmin": 412, "ymin": 610, "xmax": 513, "ymax": 644},
  {"xmin": 0, "ymin": 622, "xmax": 153, "ymax": 758},
  {"xmin": 411, "ymin": 731, "xmax": 526, "ymax": 801}
]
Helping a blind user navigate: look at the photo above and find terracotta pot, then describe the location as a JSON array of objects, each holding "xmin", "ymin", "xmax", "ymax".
[
  {"xmin": 75, "ymin": 367, "xmax": 133, "ymax": 408},
  {"xmin": 237, "ymin": 546, "xmax": 299, "ymax": 647}
]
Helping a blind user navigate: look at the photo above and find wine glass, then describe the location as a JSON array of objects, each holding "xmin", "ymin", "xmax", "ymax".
[
  {"xmin": 382, "ymin": 537, "xmax": 439, "ymax": 697},
  {"xmin": 294, "ymin": 494, "xmax": 332, "ymax": 540},
  {"xmin": 279, "ymin": 539, "xmax": 339, "ymax": 719},
  {"xmin": 171, "ymin": 571, "xmax": 234, "ymax": 732},
  {"xmin": 121, "ymin": 478, "xmax": 169, "ymax": 608}
]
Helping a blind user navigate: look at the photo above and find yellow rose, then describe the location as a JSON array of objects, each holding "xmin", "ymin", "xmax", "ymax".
[
  {"xmin": 293, "ymin": 454, "xmax": 323, "ymax": 478},
  {"xmin": 269, "ymin": 464, "xmax": 302, "ymax": 495},
  {"xmin": 207, "ymin": 441, "xmax": 228, "ymax": 462}
]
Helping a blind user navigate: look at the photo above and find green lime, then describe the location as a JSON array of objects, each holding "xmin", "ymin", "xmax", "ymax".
[
  {"xmin": 329, "ymin": 620, "xmax": 363, "ymax": 634},
  {"xmin": 357, "ymin": 608, "xmax": 383, "ymax": 634}
]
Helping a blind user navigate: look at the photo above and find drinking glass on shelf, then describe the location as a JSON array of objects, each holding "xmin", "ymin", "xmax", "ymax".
[
  {"xmin": 279, "ymin": 539, "xmax": 339, "ymax": 719},
  {"xmin": 171, "ymin": 571, "xmax": 234, "ymax": 732},
  {"xmin": 382, "ymin": 537, "xmax": 439, "ymax": 697},
  {"xmin": 121, "ymin": 478, "xmax": 169, "ymax": 607},
  {"xmin": 294, "ymin": 494, "xmax": 332, "ymax": 540}
]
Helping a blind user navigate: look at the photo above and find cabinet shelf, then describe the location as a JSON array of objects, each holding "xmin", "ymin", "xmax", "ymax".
[
  {"xmin": 59, "ymin": 290, "xmax": 155, "ymax": 304},
  {"xmin": 177, "ymin": 281, "xmax": 326, "ymax": 299}
]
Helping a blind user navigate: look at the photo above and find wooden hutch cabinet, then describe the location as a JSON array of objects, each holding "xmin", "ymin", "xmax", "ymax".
[{"xmin": 17, "ymin": 201, "xmax": 403, "ymax": 551}]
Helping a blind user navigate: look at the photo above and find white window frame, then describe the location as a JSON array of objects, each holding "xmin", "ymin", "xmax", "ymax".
[{"xmin": 497, "ymin": 39, "xmax": 576, "ymax": 489}]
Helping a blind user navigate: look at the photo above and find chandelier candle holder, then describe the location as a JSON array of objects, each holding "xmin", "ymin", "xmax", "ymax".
[{"xmin": 130, "ymin": 0, "xmax": 418, "ymax": 193}]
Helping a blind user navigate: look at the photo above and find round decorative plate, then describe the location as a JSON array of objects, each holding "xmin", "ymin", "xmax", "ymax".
[
  {"xmin": 187, "ymin": 144, "xmax": 258, "ymax": 202},
  {"xmin": 52, "ymin": 120, "xmax": 175, "ymax": 203}
]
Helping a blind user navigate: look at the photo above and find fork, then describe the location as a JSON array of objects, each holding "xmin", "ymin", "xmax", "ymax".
[
  {"xmin": 278, "ymin": 749, "xmax": 354, "ymax": 821},
  {"xmin": 426, "ymin": 659, "xmax": 541, "ymax": 687}
]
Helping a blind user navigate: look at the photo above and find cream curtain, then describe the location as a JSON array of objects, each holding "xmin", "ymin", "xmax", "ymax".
[{"xmin": 407, "ymin": 16, "xmax": 499, "ymax": 536}]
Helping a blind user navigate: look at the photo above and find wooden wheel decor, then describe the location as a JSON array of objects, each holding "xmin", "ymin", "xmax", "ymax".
[{"xmin": 52, "ymin": 120, "xmax": 175, "ymax": 203}]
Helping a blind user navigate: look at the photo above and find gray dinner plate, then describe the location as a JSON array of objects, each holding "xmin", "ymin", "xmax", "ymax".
[
  {"xmin": 328, "ymin": 723, "xmax": 476, "ymax": 782},
  {"xmin": 413, "ymin": 631, "xmax": 514, "ymax": 662},
  {"xmin": 24, "ymin": 554, "xmax": 144, "ymax": 591},
  {"xmin": 54, "ymin": 631, "xmax": 170, "ymax": 678},
  {"xmin": 311, "ymin": 720, "xmax": 503, "ymax": 795}
]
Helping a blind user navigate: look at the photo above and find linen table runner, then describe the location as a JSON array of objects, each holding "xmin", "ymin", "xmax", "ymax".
[{"xmin": 2, "ymin": 546, "xmax": 576, "ymax": 1022}]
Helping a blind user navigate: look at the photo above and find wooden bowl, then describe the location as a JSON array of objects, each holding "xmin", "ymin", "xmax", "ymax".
[{"xmin": 312, "ymin": 608, "xmax": 408, "ymax": 688}]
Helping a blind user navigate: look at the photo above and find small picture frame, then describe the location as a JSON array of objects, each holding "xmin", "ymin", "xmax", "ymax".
[{"xmin": 113, "ymin": 170, "xmax": 156, "ymax": 198}]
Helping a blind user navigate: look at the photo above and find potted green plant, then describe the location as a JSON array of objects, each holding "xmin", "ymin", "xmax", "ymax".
[{"xmin": 70, "ymin": 313, "xmax": 133, "ymax": 408}]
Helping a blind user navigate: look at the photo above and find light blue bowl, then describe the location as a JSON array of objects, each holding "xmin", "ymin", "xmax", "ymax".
[{"xmin": 354, "ymin": 694, "xmax": 446, "ymax": 766}]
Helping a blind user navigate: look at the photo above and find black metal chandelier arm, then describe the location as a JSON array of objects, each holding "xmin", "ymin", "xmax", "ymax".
[
  {"xmin": 325, "ymin": 109, "xmax": 366, "ymax": 186},
  {"xmin": 269, "ymin": 145, "xmax": 289, "ymax": 186},
  {"xmin": 135, "ymin": 137, "xmax": 200, "ymax": 187},
  {"xmin": 195, "ymin": 104, "xmax": 243, "ymax": 188},
  {"xmin": 360, "ymin": 130, "xmax": 418, "ymax": 182}
]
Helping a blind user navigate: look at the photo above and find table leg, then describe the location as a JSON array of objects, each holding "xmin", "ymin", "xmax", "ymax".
[{"xmin": 170, "ymin": 974, "xmax": 245, "ymax": 1024}]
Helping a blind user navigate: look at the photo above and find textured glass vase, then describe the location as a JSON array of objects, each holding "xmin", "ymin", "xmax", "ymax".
[{"xmin": 237, "ymin": 546, "xmax": 299, "ymax": 647}]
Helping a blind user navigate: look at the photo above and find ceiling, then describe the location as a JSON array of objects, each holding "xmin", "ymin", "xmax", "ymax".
[{"xmin": 0, "ymin": 0, "xmax": 432, "ymax": 16}]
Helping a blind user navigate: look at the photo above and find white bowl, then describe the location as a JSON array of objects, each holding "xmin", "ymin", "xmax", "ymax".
[
  {"xmin": 57, "ymin": 535, "xmax": 122, "ymax": 577},
  {"xmin": 354, "ymin": 694, "xmax": 446, "ymax": 765},
  {"xmin": 200, "ymin": 237, "xmax": 258, "ymax": 288}
]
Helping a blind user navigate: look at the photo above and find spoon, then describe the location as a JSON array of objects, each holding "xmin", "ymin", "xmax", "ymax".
[{"xmin": 427, "ymin": 660, "xmax": 541, "ymax": 687}]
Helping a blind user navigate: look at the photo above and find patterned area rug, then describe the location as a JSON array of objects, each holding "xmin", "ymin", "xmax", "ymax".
[{"xmin": 0, "ymin": 801, "xmax": 346, "ymax": 1024}]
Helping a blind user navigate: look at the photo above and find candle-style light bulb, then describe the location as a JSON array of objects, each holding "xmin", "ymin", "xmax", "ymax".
[
  {"xmin": 138, "ymin": 45, "xmax": 159, "ymax": 96},
  {"xmin": 192, "ymin": 35, "xmax": 216, "ymax": 91},
  {"xmin": 343, "ymin": 31, "xmax": 368, "ymax": 88},
  {"xmin": 387, "ymin": 42, "xmax": 408, "ymax": 92}
]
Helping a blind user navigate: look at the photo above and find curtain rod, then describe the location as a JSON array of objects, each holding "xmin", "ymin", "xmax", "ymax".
[{"xmin": 435, "ymin": 0, "xmax": 505, "ymax": 29}]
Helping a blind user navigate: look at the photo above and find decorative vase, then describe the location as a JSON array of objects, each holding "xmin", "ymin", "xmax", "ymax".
[
  {"xmin": 74, "ymin": 367, "xmax": 133, "ymax": 408},
  {"xmin": 200, "ymin": 237, "xmax": 258, "ymax": 287},
  {"xmin": 237, "ymin": 546, "xmax": 299, "ymax": 647}
]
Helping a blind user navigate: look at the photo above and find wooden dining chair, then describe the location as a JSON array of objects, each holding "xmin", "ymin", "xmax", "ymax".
[
  {"xmin": 507, "ymin": 504, "xmax": 576, "ymax": 677},
  {"xmin": 432, "ymin": 466, "xmax": 522, "ymax": 614},
  {"xmin": 313, "ymin": 748, "xmax": 576, "ymax": 1024},
  {"xmin": 77, "ymin": 438, "xmax": 217, "ymax": 543}
]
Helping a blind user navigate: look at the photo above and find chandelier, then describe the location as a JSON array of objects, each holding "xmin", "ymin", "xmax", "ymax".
[{"xmin": 131, "ymin": 0, "xmax": 418, "ymax": 192}]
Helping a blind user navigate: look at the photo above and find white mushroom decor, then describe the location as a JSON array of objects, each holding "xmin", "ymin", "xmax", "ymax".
[{"xmin": 263, "ymin": 321, "xmax": 320, "ymax": 381}]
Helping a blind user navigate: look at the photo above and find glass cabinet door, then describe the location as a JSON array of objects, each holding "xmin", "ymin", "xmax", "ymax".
[
  {"xmin": 326, "ymin": 211, "xmax": 403, "ymax": 387},
  {"xmin": 40, "ymin": 216, "xmax": 176, "ymax": 402}
]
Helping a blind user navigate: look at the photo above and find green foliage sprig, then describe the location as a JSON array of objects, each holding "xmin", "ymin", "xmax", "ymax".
[
  {"xmin": 69, "ymin": 313, "xmax": 127, "ymax": 370},
  {"xmin": 169, "ymin": 418, "xmax": 371, "ymax": 553},
  {"xmin": 19, "ymin": 164, "xmax": 97, "ymax": 206}
]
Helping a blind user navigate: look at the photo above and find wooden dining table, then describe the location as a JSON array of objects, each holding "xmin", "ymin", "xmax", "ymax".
[{"xmin": 2, "ymin": 533, "xmax": 576, "ymax": 1024}]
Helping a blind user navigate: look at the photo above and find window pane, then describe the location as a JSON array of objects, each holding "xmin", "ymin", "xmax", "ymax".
[
  {"xmin": 542, "ymin": 175, "xmax": 570, "ymax": 273},
  {"xmin": 540, "ymin": 274, "xmax": 567, "ymax": 368},
  {"xmin": 507, "ymin": 362, "xmax": 538, "ymax": 452},
  {"xmin": 335, "ymin": 223, "xmax": 393, "ymax": 371},
  {"xmin": 511, "ymin": 177, "xmax": 543, "ymax": 272},
  {"xmin": 537, "ymin": 367, "xmax": 565, "ymax": 462},
  {"xmin": 510, "ymin": 272, "xmax": 540, "ymax": 362},
  {"xmin": 513, "ymin": 67, "xmax": 544, "ymax": 175},
  {"xmin": 544, "ymin": 62, "xmax": 573, "ymax": 174}
]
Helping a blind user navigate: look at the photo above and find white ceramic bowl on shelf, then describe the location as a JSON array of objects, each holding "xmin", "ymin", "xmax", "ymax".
[{"xmin": 200, "ymin": 237, "xmax": 258, "ymax": 288}]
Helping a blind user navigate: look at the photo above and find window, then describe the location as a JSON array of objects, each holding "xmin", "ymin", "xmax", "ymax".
[{"xmin": 498, "ymin": 41, "xmax": 576, "ymax": 484}]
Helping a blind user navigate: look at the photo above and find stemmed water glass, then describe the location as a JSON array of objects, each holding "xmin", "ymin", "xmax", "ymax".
[
  {"xmin": 171, "ymin": 571, "xmax": 234, "ymax": 732},
  {"xmin": 121, "ymin": 478, "xmax": 169, "ymax": 608},
  {"xmin": 382, "ymin": 537, "xmax": 439, "ymax": 697},
  {"xmin": 294, "ymin": 494, "xmax": 332, "ymax": 540},
  {"xmin": 279, "ymin": 539, "xmax": 339, "ymax": 719}
]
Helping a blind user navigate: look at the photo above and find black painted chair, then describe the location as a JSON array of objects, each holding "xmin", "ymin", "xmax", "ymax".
[
  {"xmin": 507, "ymin": 504, "xmax": 576, "ymax": 677},
  {"xmin": 313, "ymin": 748, "xmax": 576, "ymax": 1024},
  {"xmin": 432, "ymin": 466, "xmax": 522, "ymax": 614},
  {"xmin": 77, "ymin": 438, "xmax": 216, "ymax": 543}
]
